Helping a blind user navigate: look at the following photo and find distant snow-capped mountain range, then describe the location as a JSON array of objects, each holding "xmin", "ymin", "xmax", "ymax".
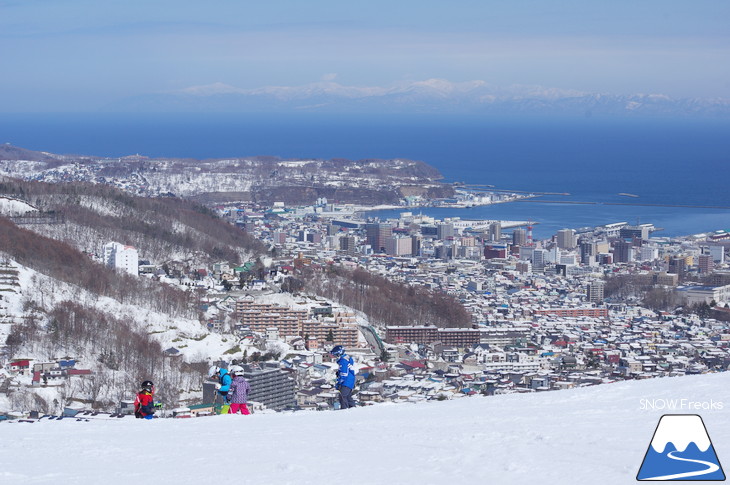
[{"xmin": 105, "ymin": 79, "xmax": 730, "ymax": 116}]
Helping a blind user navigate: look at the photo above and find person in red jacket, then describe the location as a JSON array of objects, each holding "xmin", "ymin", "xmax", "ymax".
[{"xmin": 134, "ymin": 380, "xmax": 155, "ymax": 419}]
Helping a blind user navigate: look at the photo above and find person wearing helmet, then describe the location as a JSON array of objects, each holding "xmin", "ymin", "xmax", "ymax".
[
  {"xmin": 227, "ymin": 366, "xmax": 251, "ymax": 415},
  {"xmin": 209, "ymin": 365, "xmax": 232, "ymax": 406},
  {"xmin": 134, "ymin": 380, "xmax": 155, "ymax": 419},
  {"xmin": 330, "ymin": 345, "xmax": 356, "ymax": 410}
]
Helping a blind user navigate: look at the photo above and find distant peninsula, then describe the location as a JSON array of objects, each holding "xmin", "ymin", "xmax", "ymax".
[{"xmin": 0, "ymin": 144, "xmax": 453, "ymax": 206}]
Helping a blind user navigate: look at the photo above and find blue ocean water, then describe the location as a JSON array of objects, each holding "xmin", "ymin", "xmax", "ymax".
[{"xmin": 1, "ymin": 113, "xmax": 729, "ymax": 238}]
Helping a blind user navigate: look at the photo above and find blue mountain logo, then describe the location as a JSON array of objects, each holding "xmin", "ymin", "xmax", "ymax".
[{"xmin": 637, "ymin": 414, "xmax": 725, "ymax": 481}]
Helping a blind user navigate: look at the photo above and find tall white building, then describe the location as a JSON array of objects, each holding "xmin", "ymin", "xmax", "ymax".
[
  {"xmin": 385, "ymin": 236, "xmax": 413, "ymax": 256},
  {"xmin": 519, "ymin": 246, "xmax": 535, "ymax": 261},
  {"xmin": 587, "ymin": 281, "xmax": 605, "ymax": 303},
  {"xmin": 556, "ymin": 229, "xmax": 576, "ymax": 249},
  {"xmin": 710, "ymin": 245, "xmax": 726, "ymax": 264},
  {"xmin": 639, "ymin": 246, "xmax": 659, "ymax": 262},
  {"xmin": 104, "ymin": 242, "xmax": 139, "ymax": 276},
  {"xmin": 547, "ymin": 246, "xmax": 560, "ymax": 264},
  {"xmin": 437, "ymin": 223, "xmax": 455, "ymax": 240},
  {"xmin": 512, "ymin": 228, "xmax": 527, "ymax": 246},
  {"xmin": 559, "ymin": 253, "xmax": 577, "ymax": 266},
  {"xmin": 488, "ymin": 222, "xmax": 502, "ymax": 242},
  {"xmin": 532, "ymin": 249, "xmax": 547, "ymax": 271}
]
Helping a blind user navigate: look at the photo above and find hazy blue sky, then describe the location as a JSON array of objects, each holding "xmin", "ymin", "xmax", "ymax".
[{"xmin": 2, "ymin": 0, "xmax": 729, "ymax": 111}]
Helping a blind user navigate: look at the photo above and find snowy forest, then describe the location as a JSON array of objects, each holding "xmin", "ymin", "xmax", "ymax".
[{"xmin": 0, "ymin": 175, "xmax": 470, "ymax": 413}]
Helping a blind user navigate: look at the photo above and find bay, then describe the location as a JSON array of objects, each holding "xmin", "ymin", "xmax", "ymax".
[{"xmin": 1, "ymin": 112, "xmax": 728, "ymax": 238}]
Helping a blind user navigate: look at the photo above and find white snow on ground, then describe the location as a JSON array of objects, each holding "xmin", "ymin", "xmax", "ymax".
[
  {"xmin": 2, "ymin": 257, "xmax": 239, "ymax": 363},
  {"xmin": 2, "ymin": 372, "xmax": 729, "ymax": 485},
  {"xmin": 0, "ymin": 196, "xmax": 37, "ymax": 216}
]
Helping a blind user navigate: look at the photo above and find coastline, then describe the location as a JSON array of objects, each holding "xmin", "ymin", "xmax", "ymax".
[{"xmin": 514, "ymin": 199, "xmax": 730, "ymax": 210}]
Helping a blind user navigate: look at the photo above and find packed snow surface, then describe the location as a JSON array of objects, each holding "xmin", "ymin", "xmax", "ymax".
[{"xmin": 2, "ymin": 372, "xmax": 729, "ymax": 485}]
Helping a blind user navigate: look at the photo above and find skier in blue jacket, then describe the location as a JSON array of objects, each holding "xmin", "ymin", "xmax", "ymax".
[
  {"xmin": 330, "ymin": 345, "xmax": 356, "ymax": 409},
  {"xmin": 209, "ymin": 365, "xmax": 232, "ymax": 404}
]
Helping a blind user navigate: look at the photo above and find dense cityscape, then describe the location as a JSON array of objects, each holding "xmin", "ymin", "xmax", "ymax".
[
  {"xmin": 221, "ymin": 197, "xmax": 730, "ymax": 407},
  {"xmin": 3, "ymin": 2, "xmax": 729, "ymax": 483},
  {"xmin": 3, "ymin": 186, "xmax": 730, "ymax": 418}
]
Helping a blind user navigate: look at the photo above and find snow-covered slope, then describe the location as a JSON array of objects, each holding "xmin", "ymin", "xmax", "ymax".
[
  {"xmin": 2, "ymin": 372, "xmax": 728, "ymax": 485},
  {"xmin": 0, "ymin": 196, "xmax": 37, "ymax": 216},
  {"xmin": 2, "ymin": 259, "xmax": 232, "ymax": 361},
  {"xmin": 0, "ymin": 255, "xmax": 252, "ymax": 413}
]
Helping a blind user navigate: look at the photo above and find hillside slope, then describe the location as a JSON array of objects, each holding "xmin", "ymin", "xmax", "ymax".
[
  {"xmin": 0, "ymin": 179, "xmax": 270, "ymax": 411},
  {"xmin": 0, "ymin": 147, "xmax": 452, "ymax": 205},
  {"xmin": 1, "ymin": 371, "xmax": 728, "ymax": 484},
  {"xmin": 0, "ymin": 177, "xmax": 267, "ymax": 268}
]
